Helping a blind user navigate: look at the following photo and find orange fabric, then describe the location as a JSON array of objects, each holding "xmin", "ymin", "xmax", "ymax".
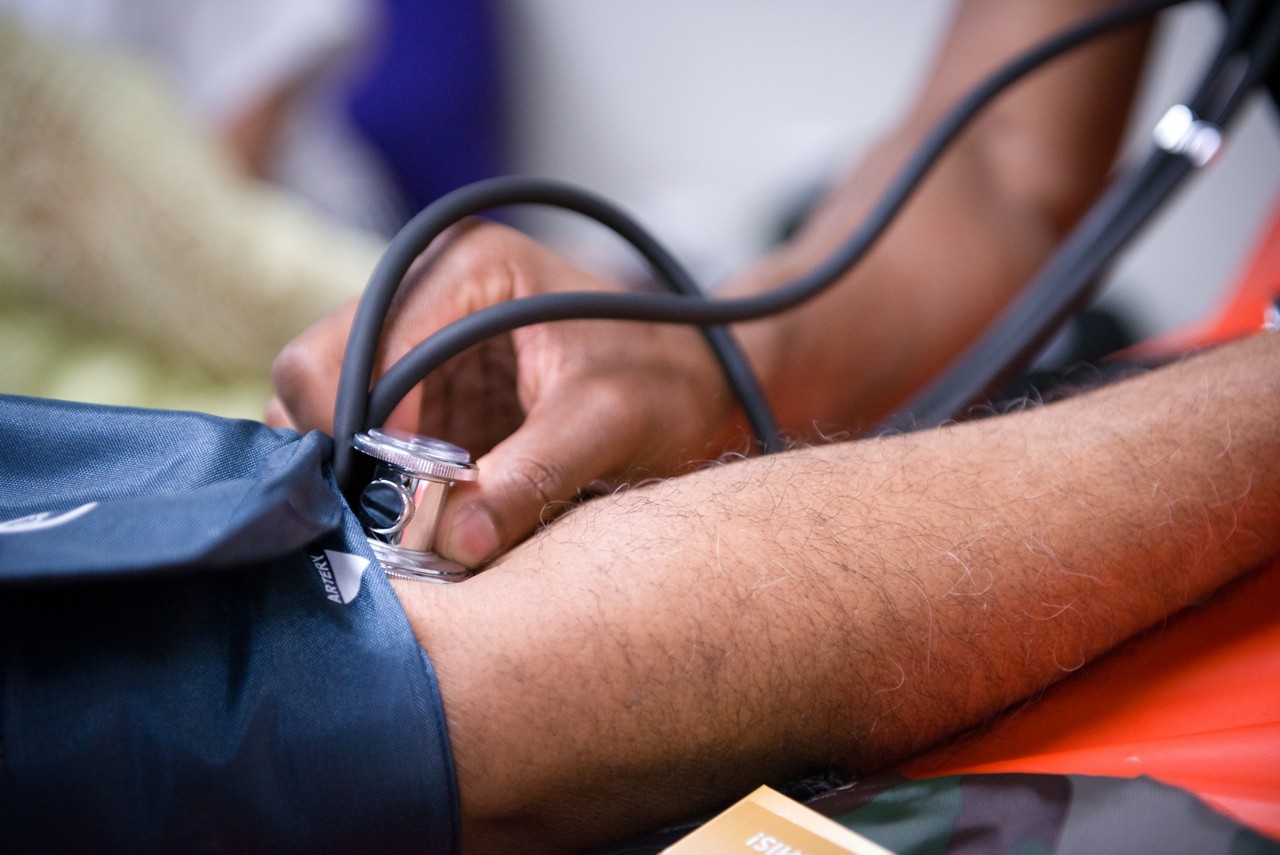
[
  {"xmin": 1143, "ymin": 196, "xmax": 1280, "ymax": 354},
  {"xmin": 905, "ymin": 560, "xmax": 1280, "ymax": 838},
  {"xmin": 904, "ymin": 199, "xmax": 1280, "ymax": 839}
]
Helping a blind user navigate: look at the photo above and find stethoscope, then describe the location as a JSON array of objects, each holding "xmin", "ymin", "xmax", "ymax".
[{"xmin": 336, "ymin": 0, "xmax": 1280, "ymax": 582}]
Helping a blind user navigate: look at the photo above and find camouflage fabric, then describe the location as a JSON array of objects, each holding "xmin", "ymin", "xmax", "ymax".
[{"xmin": 599, "ymin": 773, "xmax": 1280, "ymax": 854}]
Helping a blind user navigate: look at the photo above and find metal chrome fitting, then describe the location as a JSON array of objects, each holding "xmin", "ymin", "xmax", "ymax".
[
  {"xmin": 351, "ymin": 428, "xmax": 478, "ymax": 583},
  {"xmin": 1153, "ymin": 104, "xmax": 1223, "ymax": 168}
]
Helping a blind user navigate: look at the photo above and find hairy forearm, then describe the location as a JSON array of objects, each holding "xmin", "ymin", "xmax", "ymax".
[{"xmin": 397, "ymin": 332, "xmax": 1280, "ymax": 852}]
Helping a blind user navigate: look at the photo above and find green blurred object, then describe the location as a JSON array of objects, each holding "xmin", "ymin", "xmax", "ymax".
[{"xmin": 0, "ymin": 20, "xmax": 380, "ymax": 419}]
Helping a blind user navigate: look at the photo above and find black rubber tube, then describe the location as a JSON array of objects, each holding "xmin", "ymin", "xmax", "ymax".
[{"xmin": 335, "ymin": 0, "xmax": 1192, "ymax": 486}]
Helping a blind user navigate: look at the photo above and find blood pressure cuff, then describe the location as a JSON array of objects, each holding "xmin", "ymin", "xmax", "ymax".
[{"xmin": 0, "ymin": 394, "xmax": 459, "ymax": 853}]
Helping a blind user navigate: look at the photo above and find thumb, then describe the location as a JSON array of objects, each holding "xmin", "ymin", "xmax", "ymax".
[{"xmin": 434, "ymin": 389, "xmax": 642, "ymax": 567}]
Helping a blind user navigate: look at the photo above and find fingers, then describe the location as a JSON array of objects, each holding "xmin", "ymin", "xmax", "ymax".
[
  {"xmin": 268, "ymin": 301, "xmax": 357, "ymax": 434},
  {"xmin": 436, "ymin": 382, "xmax": 643, "ymax": 567},
  {"xmin": 263, "ymin": 219, "xmax": 731, "ymax": 570},
  {"xmin": 263, "ymin": 395, "xmax": 297, "ymax": 430},
  {"xmin": 267, "ymin": 220, "xmax": 522, "ymax": 440},
  {"xmin": 405, "ymin": 334, "xmax": 522, "ymax": 456}
]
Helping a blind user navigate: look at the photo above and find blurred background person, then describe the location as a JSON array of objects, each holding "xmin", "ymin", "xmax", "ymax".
[{"xmin": 0, "ymin": 0, "xmax": 507, "ymax": 417}]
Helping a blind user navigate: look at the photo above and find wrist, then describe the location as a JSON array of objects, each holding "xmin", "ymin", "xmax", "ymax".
[
  {"xmin": 718, "ymin": 251, "xmax": 826, "ymax": 440},
  {"xmin": 723, "ymin": 248, "xmax": 903, "ymax": 441}
]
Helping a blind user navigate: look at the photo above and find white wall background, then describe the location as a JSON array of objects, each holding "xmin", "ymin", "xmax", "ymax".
[{"xmin": 496, "ymin": 1, "xmax": 1280, "ymax": 338}]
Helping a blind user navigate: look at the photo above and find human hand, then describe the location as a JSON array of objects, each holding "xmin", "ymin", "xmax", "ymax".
[{"xmin": 268, "ymin": 220, "xmax": 749, "ymax": 566}]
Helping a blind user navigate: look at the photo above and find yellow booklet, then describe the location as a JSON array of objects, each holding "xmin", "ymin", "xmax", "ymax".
[{"xmin": 663, "ymin": 785, "xmax": 895, "ymax": 855}]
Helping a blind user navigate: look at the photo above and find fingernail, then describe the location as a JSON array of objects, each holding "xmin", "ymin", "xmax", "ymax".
[{"xmin": 443, "ymin": 503, "xmax": 501, "ymax": 567}]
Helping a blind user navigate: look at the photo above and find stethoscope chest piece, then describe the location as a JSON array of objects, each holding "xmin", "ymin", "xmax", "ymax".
[{"xmin": 351, "ymin": 428, "xmax": 478, "ymax": 583}]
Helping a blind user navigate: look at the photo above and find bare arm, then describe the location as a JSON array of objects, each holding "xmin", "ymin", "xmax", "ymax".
[
  {"xmin": 729, "ymin": 0, "xmax": 1152, "ymax": 434},
  {"xmin": 270, "ymin": 0, "xmax": 1154, "ymax": 563},
  {"xmin": 395, "ymin": 332, "xmax": 1280, "ymax": 853}
]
